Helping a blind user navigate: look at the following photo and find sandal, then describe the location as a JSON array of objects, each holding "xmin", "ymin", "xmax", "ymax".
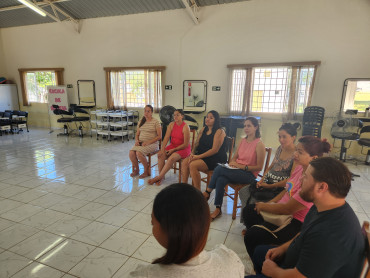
[
  {"xmin": 211, "ymin": 207, "xmax": 222, "ymax": 221},
  {"xmin": 203, "ymin": 189, "xmax": 212, "ymax": 201}
]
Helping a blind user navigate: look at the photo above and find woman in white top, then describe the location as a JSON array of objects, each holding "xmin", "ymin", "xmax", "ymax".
[{"xmin": 130, "ymin": 183, "xmax": 245, "ymax": 278}]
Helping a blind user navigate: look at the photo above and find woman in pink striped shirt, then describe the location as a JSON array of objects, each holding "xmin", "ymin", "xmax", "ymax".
[{"xmin": 203, "ymin": 117, "xmax": 266, "ymax": 220}]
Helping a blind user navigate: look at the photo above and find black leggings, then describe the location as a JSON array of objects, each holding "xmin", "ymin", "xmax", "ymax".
[{"xmin": 243, "ymin": 204, "xmax": 302, "ymax": 258}]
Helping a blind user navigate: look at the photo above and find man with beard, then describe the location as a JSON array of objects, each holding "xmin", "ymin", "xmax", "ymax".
[{"xmin": 246, "ymin": 157, "xmax": 365, "ymax": 278}]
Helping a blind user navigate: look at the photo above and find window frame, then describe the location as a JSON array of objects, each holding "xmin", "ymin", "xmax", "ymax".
[
  {"xmin": 104, "ymin": 66, "xmax": 165, "ymax": 112},
  {"xmin": 227, "ymin": 62, "xmax": 320, "ymax": 117},
  {"xmin": 18, "ymin": 68, "xmax": 64, "ymax": 106}
]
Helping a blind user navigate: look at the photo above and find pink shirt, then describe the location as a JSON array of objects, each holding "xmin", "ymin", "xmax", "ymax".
[
  {"xmin": 236, "ymin": 138, "xmax": 260, "ymax": 177},
  {"xmin": 278, "ymin": 165, "xmax": 313, "ymax": 222}
]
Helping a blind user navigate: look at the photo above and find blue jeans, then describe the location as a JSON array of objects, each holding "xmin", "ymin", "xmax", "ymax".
[
  {"xmin": 208, "ymin": 165, "xmax": 256, "ymax": 206},
  {"xmin": 244, "ymin": 245, "xmax": 274, "ymax": 278}
]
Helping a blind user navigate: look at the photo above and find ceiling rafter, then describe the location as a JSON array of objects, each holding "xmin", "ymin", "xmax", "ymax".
[
  {"xmin": 0, "ymin": 0, "xmax": 81, "ymax": 33},
  {"xmin": 181, "ymin": 0, "xmax": 199, "ymax": 25}
]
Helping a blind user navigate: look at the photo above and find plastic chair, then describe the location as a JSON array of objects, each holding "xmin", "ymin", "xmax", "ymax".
[{"xmin": 302, "ymin": 106, "xmax": 325, "ymax": 138}]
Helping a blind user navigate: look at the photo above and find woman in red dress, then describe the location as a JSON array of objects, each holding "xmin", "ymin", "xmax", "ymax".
[{"xmin": 148, "ymin": 109, "xmax": 191, "ymax": 185}]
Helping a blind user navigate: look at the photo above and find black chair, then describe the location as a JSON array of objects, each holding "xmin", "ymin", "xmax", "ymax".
[
  {"xmin": 52, "ymin": 105, "xmax": 74, "ymax": 136},
  {"xmin": 10, "ymin": 110, "xmax": 29, "ymax": 133},
  {"xmin": 70, "ymin": 104, "xmax": 91, "ymax": 137},
  {"xmin": 358, "ymin": 126, "xmax": 370, "ymax": 165},
  {"xmin": 302, "ymin": 106, "xmax": 325, "ymax": 138},
  {"xmin": 0, "ymin": 112, "xmax": 12, "ymax": 135}
]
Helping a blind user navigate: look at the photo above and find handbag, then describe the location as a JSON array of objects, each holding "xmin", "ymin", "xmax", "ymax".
[{"xmin": 260, "ymin": 211, "xmax": 293, "ymax": 228}]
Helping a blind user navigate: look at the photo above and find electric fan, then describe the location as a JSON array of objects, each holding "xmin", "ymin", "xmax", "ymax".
[{"xmin": 159, "ymin": 106, "xmax": 176, "ymax": 139}]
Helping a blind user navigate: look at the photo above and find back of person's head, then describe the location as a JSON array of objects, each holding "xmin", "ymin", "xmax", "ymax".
[
  {"xmin": 298, "ymin": 136, "xmax": 331, "ymax": 157},
  {"xmin": 309, "ymin": 157, "xmax": 351, "ymax": 198},
  {"xmin": 152, "ymin": 183, "xmax": 211, "ymax": 265},
  {"xmin": 205, "ymin": 110, "xmax": 221, "ymax": 133},
  {"xmin": 245, "ymin": 116, "xmax": 261, "ymax": 138},
  {"xmin": 279, "ymin": 123, "xmax": 298, "ymax": 137}
]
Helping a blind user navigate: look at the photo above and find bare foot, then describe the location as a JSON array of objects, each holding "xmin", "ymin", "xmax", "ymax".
[
  {"xmin": 148, "ymin": 176, "xmax": 161, "ymax": 185},
  {"xmin": 241, "ymin": 229, "xmax": 247, "ymax": 236},
  {"xmin": 130, "ymin": 171, "xmax": 139, "ymax": 177},
  {"xmin": 155, "ymin": 178, "xmax": 163, "ymax": 186},
  {"xmin": 210, "ymin": 208, "xmax": 222, "ymax": 220},
  {"xmin": 139, "ymin": 172, "xmax": 149, "ymax": 179}
]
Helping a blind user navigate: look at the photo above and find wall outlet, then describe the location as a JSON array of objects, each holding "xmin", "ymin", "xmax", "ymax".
[
  {"xmin": 212, "ymin": 86, "xmax": 221, "ymax": 91},
  {"xmin": 165, "ymin": 85, "xmax": 172, "ymax": 90},
  {"xmin": 67, "ymin": 84, "xmax": 73, "ymax": 88}
]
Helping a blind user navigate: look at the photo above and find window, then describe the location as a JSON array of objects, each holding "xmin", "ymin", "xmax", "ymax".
[
  {"xmin": 18, "ymin": 68, "xmax": 64, "ymax": 106},
  {"xmin": 342, "ymin": 79, "xmax": 370, "ymax": 112},
  {"xmin": 104, "ymin": 67, "xmax": 165, "ymax": 112},
  {"xmin": 228, "ymin": 62, "xmax": 320, "ymax": 117}
]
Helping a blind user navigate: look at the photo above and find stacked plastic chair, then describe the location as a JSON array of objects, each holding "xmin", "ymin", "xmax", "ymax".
[{"xmin": 302, "ymin": 106, "xmax": 325, "ymax": 138}]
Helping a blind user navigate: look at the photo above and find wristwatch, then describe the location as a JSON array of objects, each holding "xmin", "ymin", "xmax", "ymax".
[{"xmin": 245, "ymin": 165, "xmax": 249, "ymax": 171}]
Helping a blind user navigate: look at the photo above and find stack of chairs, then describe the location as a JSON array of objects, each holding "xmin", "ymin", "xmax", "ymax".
[{"xmin": 0, "ymin": 110, "xmax": 29, "ymax": 135}]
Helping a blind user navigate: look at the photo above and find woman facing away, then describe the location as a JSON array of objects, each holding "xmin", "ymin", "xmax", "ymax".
[
  {"xmin": 239, "ymin": 123, "xmax": 298, "ymax": 225},
  {"xmin": 129, "ymin": 105, "xmax": 162, "ymax": 178},
  {"xmin": 148, "ymin": 109, "xmax": 191, "ymax": 186},
  {"xmin": 181, "ymin": 110, "xmax": 227, "ymax": 190},
  {"xmin": 129, "ymin": 183, "xmax": 245, "ymax": 278},
  {"xmin": 243, "ymin": 136, "xmax": 331, "ymax": 259},
  {"xmin": 203, "ymin": 117, "xmax": 266, "ymax": 220}
]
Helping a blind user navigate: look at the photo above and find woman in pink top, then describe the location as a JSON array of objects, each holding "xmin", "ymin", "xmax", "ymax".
[
  {"xmin": 243, "ymin": 136, "xmax": 331, "ymax": 259},
  {"xmin": 203, "ymin": 117, "xmax": 266, "ymax": 220},
  {"xmin": 148, "ymin": 109, "xmax": 191, "ymax": 185}
]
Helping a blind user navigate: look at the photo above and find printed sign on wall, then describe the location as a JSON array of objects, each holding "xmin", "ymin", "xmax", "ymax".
[{"xmin": 47, "ymin": 86, "xmax": 69, "ymax": 114}]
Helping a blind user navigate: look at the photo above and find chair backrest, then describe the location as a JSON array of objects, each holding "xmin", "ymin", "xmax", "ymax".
[
  {"xmin": 190, "ymin": 129, "xmax": 196, "ymax": 150},
  {"xmin": 260, "ymin": 147, "xmax": 272, "ymax": 177},
  {"xmin": 360, "ymin": 126, "xmax": 370, "ymax": 135},
  {"xmin": 224, "ymin": 136, "xmax": 234, "ymax": 163},
  {"xmin": 302, "ymin": 106, "xmax": 325, "ymax": 138},
  {"xmin": 361, "ymin": 221, "xmax": 370, "ymax": 278}
]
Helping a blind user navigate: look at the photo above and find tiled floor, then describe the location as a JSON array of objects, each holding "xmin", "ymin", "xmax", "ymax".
[{"xmin": 0, "ymin": 129, "xmax": 369, "ymax": 278}]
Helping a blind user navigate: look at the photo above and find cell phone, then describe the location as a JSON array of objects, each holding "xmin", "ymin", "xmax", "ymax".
[{"xmin": 139, "ymin": 141, "xmax": 142, "ymax": 146}]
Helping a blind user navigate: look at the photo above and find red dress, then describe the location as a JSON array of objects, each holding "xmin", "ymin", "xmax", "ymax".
[{"xmin": 165, "ymin": 121, "xmax": 191, "ymax": 159}]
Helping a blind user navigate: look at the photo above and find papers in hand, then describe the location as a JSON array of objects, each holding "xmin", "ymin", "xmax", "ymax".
[{"xmin": 218, "ymin": 163, "xmax": 239, "ymax": 170}]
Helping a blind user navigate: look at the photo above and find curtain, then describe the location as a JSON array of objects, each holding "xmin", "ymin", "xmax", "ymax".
[{"xmin": 105, "ymin": 68, "xmax": 163, "ymax": 111}]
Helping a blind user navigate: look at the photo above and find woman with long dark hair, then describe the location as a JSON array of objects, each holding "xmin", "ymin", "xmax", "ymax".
[
  {"xmin": 130, "ymin": 183, "xmax": 244, "ymax": 277},
  {"xmin": 203, "ymin": 117, "xmax": 266, "ymax": 220},
  {"xmin": 181, "ymin": 110, "xmax": 227, "ymax": 190},
  {"xmin": 130, "ymin": 105, "xmax": 162, "ymax": 178}
]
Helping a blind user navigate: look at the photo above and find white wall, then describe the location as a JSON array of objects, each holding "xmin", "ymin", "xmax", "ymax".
[
  {"xmin": 1, "ymin": 0, "xmax": 370, "ymax": 150},
  {"xmin": 0, "ymin": 34, "xmax": 6, "ymax": 77}
]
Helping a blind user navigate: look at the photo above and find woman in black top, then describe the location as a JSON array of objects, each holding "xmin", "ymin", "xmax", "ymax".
[{"xmin": 181, "ymin": 110, "xmax": 227, "ymax": 190}]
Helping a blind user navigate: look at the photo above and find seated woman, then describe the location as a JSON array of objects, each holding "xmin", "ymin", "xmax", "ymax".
[
  {"xmin": 181, "ymin": 110, "xmax": 227, "ymax": 190},
  {"xmin": 130, "ymin": 183, "xmax": 245, "ymax": 278},
  {"xmin": 129, "ymin": 105, "xmax": 162, "ymax": 178},
  {"xmin": 243, "ymin": 136, "xmax": 331, "ymax": 259},
  {"xmin": 203, "ymin": 117, "xmax": 266, "ymax": 220},
  {"xmin": 148, "ymin": 109, "xmax": 191, "ymax": 185},
  {"xmin": 239, "ymin": 123, "xmax": 298, "ymax": 225}
]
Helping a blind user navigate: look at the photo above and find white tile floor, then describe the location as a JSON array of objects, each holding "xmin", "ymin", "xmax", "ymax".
[{"xmin": 0, "ymin": 128, "xmax": 369, "ymax": 278}]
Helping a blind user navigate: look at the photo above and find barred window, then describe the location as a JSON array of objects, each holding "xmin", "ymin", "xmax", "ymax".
[{"xmin": 228, "ymin": 62, "xmax": 320, "ymax": 116}]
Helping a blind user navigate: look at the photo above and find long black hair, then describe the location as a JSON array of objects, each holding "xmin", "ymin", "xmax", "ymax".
[
  {"xmin": 204, "ymin": 110, "xmax": 222, "ymax": 134},
  {"xmin": 152, "ymin": 183, "xmax": 210, "ymax": 265},
  {"xmin": 139, "ymin": 105, "xmax": 154, "ymax": 128}
]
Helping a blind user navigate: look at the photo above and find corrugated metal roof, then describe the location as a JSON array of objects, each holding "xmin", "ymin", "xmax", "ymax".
[{"xmin": 0, "ymin": 0, "xmax": 250, "ymax": 28}]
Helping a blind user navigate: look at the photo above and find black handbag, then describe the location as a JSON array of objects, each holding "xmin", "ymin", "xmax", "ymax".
[{"xmin": 247, "ymin": 179, "xmax": 284, "ymax": 205}]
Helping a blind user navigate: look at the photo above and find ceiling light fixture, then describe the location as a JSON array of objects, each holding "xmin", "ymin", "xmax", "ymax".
[{"xmin": 17, "ymin": 0, "xmax": 47, "ymax": 17}]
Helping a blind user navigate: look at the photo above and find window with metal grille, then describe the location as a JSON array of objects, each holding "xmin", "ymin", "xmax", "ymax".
[
  {"xmin": 105, "ymin": 67, "xmax": 164, "ymax": 111},
  {"xmin": 228, "ymin": 62, "xmax": 320, "ymax": 117}
]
